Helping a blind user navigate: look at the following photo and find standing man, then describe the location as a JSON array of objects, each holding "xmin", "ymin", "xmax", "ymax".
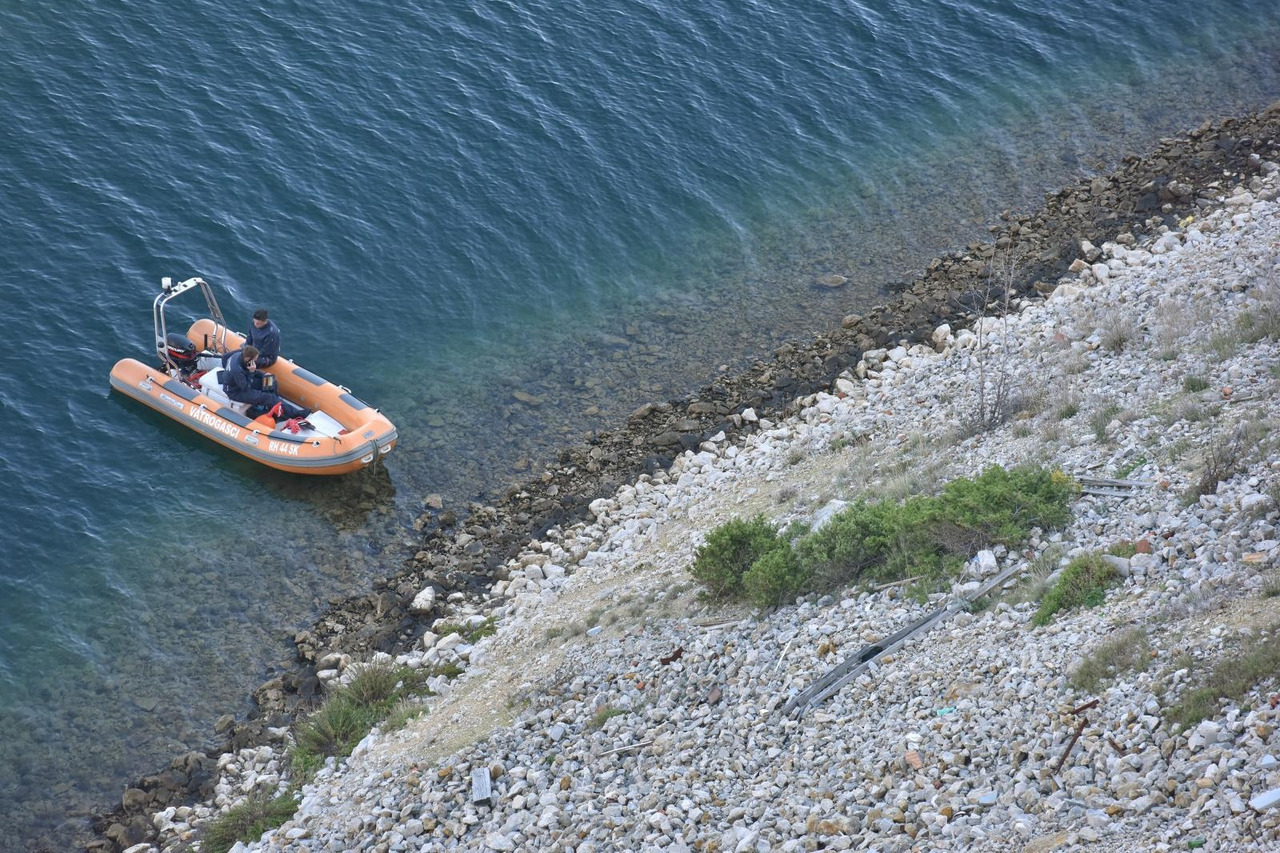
[{"xmin": 245, "ymin": 308, "xmax": 280, "ymax": 367}]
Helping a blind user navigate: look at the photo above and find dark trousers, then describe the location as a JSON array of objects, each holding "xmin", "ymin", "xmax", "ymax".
[{"xmin": 230, "ymin": 389, "xmax": 308, "ymax": 420}]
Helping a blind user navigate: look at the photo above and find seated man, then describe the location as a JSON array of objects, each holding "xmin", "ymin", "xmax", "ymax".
[
  {"xmin": 244, "ymin": 308, "xmax": 281, "ymax": 368},
  {"xmin": 221, "ymin": 345, "xmax": 309, "ymax": 420}
]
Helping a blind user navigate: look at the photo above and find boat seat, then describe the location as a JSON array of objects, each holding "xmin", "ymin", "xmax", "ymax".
[{"xmin": 198, "ymin": 370, "xmax": 250, "ymax": 416}]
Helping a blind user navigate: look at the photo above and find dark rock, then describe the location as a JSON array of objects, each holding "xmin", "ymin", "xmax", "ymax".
[{"xmin": 121, "ymin": 788, "xmax": 147, "ymax": 812}]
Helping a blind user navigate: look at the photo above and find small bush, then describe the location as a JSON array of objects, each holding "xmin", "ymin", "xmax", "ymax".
[
  {"xmin": 1071, "ymin": 628, "xmax": 1150, "ymax": 692},
  {"xmin": 201, "ymin": 790, "xmax": 298, "ymax": 853},
  {"xmin": 1237, "ymin": 277, "xmax": 1280, "ymax": 342},
  {"xmin": 1100, "ymin": 319, "xmax": 1132, "ymax": 354},
  {"xmin": 690, "ymin": 516, "xmax": 786, "ymax": 598},
  {"xmin": 1183, "ymin": 375, "xmax": 1210, "ymax": 393},
  {"xmin": 1166, "ymin": 625, "xmax": 1280, "ymax": 729},
  {"xmin": 690, "ymin": 468, "xmax": 1075, "ymax": 606},
  {"xmin": 742, "ymin": 545, "xmax": 808, "ymax": 608},
  {"xmin": 1189, "ymin": 424, "xmax": 1253, "ymax": 500},
  {"xmin": 796, "ymin": 466, "xmax": 1075, "ymax": 594},
  {"xmin": 1032, "ymin": 553, "xmax": 1120, "ymax": 626}
]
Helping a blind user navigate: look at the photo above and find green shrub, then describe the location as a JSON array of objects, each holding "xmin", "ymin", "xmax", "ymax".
[
  {"xmin": 690, "ymin": 467, "xmax": 1075, "ymax": 605},
  {"xmin": 1183, "ymin": 375, "xmax": 1210, "ymax": 393},
  {"xmin": 690, "ymin": 516, "xmax": 786, "ymax": 597},
  {"xmin": 201, "ymin": 790, "xmax": 297, "ymax": 853},
  {"xmin": 742, "ymin": 545, "xmax": 808, "ymax": 608},
  {"xmin": 796, "ymin": 466, "xmax": 1075, "ymax": 594},
  {"xmin": 1033, "ymin": 554, "xmax": 1120, "ymax": 626}
]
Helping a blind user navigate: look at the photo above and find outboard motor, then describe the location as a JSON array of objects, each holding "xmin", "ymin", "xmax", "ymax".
[{"xmin": 165, "ymin": 332, "xmax": 199, "ymax": 375}]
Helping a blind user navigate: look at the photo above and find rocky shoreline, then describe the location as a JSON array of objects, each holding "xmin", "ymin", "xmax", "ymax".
[{"xmin": 82, "ymin": 104, "xmax": 1280, "ymax": 852}]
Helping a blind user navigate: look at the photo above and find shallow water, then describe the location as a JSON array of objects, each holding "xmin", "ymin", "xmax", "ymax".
[{"xmin": 1, "ymin": 0, "xmax": 1278, "ymax": 847}]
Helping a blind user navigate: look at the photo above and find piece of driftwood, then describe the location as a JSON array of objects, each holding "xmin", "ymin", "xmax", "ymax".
[
  {"xmin": 773, "ymin": 638, "xmax": 795, "ymax": 674},
  {"xmin": 471, "ymin": 767, "xmax": 492, "ymax": 806},
  {"xmin": 601, "ymin": 740, "xmax": 653, "ymax": 757},
  {"xmin": 872, "ymin": 575, "xmax": 921, "ymax": 591},
  {"xmin": 1077, "ymin": 476, "xmax": 1151, "ymax": 499},
  {"xmin": 1054, "ymin": 716, "xmax": 1089, "ymax": 774}
]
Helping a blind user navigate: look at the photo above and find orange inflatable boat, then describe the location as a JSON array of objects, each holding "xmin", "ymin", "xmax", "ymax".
[{"xmin": 109, "ymin": 276, "xmax": 397, "ymax": 475}]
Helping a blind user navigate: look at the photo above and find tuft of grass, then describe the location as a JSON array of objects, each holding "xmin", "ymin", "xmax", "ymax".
[
  {"xmin": 383, "ymin": 698, "xmax": 429, "ymax": 732},
  {"xmin": 586, "ymin": 707, "xmax": 628, "ymax": 731},
  {"xmin": 787, "ymin": 448, "xmax": 804, "ymax": 466},
  {"xmin": 1090, "ymin": 403, "xmax": 1121, "ymax": 443},
  {"xmin": 1012, "ymin": 423, "xmax": 1032, "ymax": 438},
  {"xmin": 1165, "ymin": 437, "xmax": 1192, "ymax": 463},
  {"xmin": 201, "ymin": 790, "xmax": 298, "ymax": 853},
  {"xmin": 432, "ymin": 618, "xmax": 496, "ymax": 644},
  {"xmin": 1114, "ymin": 457, "xmax": 1147, "ymax": 480},
  {"xmin": 1166, "ymin": 625, "xmax": 1280, "ymax": 729},
  {"xmin": 997, "ymin": 549, "xmax": 1063, "ymax": 608},
  {"xmin": 291, "ymin": 663, "xmax": 429, "ymax": 780},
  {"xmin": 1262, "ymin": 579, "xmax": 1280, "ymax": 599},
  {"xmin": 1032, "ymin": 553, "xmax": 1121, "ymax": 626},
  {"xmin": 1100, "ymin": 318, "xmax": 1132, "ymax": 354},
  {"xmin": 343, "ymin": 664, "xmax": 404, "ymax": 708},
  {"xmin": 1183, "ymin": 375, "xmax": 1210, "ymax": 393},
  {"xmin": 292, "ymin": 696, "xmax": 380, "ymax": 778},
  {"xmin": 1071, "ymin": 628, "xmax": 1150, "ymax": 692},
  {"xmin": 1236, "ymin": 277, "xmax": 1280, "ymax": 343},
  {"xmin": 1207, "ymin": 331, "xmax": 1240, "ymax": 360},
  {"xmin": 1107, "ymin": 541, "xmax": 1138, "ymax": 559}
]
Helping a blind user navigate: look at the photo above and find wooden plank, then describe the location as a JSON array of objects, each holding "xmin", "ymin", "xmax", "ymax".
[
  {"xmin": 471, "ymin": 767, "xmax": 492, "ymax": 806},
  {"xmin": 1076, "ymin": 476, "xmax": 1152, "ymax": 488}
]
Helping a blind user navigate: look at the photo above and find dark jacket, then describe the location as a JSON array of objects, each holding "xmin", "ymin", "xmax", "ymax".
[
  {"xmin": 221, "ymin": 350, "xmax": 259, "ymax": 402},
  {"xmin": 245, "ymin": 319, "xmax": 280, "ymax": 366}
]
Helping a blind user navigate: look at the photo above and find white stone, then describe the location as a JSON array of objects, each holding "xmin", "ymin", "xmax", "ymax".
[
  {"xmin": 409, "ymin": 586, "xmax": 436, "ymax": 614},
  {"xmin": 1250, "ymin": 788, "xmax": 1280, "ymax": 811},
  {"xmin": 436, "ymin": 632, "xmax": 463, "ymax": 652}
]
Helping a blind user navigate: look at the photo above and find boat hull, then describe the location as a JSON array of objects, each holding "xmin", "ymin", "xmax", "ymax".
[{"xmin": 110, "ymin": 321, "xmax": 396, "ymax": 475}]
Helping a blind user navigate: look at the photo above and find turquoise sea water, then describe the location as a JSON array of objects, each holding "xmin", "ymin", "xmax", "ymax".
[{"xmin": 1, "ymin": 1, "xmax": 1278, "ymax": 847}]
